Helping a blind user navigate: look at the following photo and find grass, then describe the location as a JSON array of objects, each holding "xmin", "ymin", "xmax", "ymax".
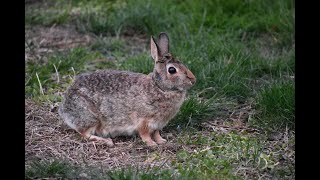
[
  {"xmin": 25, "ymin": 129, "xmax": 294, "ymax": 179},
  {"xmin": 25, "ymin": 159, "xmax": 76, "ymax": 179},
  {"xmin": 167, "ymin": 97, "xmax": 215, "ymax": 129},
  {"xmin": 118, "ymin": 54, "xmax": 154, "ymax": 74},
  {"xmin": 25, "ymin": 0, "xmax": 295, "ymax": 179},
  {"xmin": 25, "ymin": 48, "xmax": 103, "ymax": 98},
  {"xmin": 253, "ymin": 82, "xmax": 295, "ymax": 130}
]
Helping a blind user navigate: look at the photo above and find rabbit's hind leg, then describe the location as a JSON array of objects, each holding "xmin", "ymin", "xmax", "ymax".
[{"xmin": 81, "ymin": 126, "xmax": 114, "ymax": 147}]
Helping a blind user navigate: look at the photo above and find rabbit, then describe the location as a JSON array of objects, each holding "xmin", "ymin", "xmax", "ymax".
[{"xmin": 58, "ymin": 32, "xmax": 196, "ymax": 147}]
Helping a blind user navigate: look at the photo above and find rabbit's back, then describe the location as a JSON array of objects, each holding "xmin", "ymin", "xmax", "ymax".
[{"xmin": 72, "ymin": 70, "xmax": 143, "ymax": 94}]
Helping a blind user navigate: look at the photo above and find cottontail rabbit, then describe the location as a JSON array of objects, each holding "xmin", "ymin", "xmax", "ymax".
[{"xmin": 59, "ymin": 32, "xmax": 196, "ymax": 147}]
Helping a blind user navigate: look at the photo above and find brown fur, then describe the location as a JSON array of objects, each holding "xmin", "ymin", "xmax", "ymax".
[{"xmin": 58, "ymin": 32, "xmax": 196, "ymax": 146}]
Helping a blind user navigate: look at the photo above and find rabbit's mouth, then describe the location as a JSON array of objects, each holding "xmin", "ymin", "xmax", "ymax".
[
  {"xmin": 189, "ymin": 77, "xmax": 196, "ymax": 85},
  {"xmin": 184, "ymin": 75, "xmax": 196, "ymax": 89},
  {"xmin": 181, "ymin": 80, "xmax": 196, "ymax": 90},
  {"xmin": 186, "ymin": 69, "xmax": 196, "ymax": 85}
]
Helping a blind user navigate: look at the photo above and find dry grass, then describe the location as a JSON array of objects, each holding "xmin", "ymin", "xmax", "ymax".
[
  {"xmin": 25, "ymin": 25, "xmax": 148, "ymax": 65},
  {"xmin": 24, "ymin": 96, "xmax": 246, "ymax": 168},
  {"xmin": 25, "ymin": 99, "xmax": 192, "ymax": 171},
  {"xmin": 25, "ymin": 25, "xmax": 93, "ymax": 63}
]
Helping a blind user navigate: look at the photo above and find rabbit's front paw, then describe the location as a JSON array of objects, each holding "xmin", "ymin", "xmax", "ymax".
[
  {"xmin": 82, "ymin": 131, "xmax": 115, "ymax": 147},
  {"xmin": 146, "ymin": 140, "xmax": 158, "ymax": 147},
  {"xmin": 138, "ymin": 128, "xmax": 158, "ymax": 147},
  {"xmin": 155, "ymin": 138, "xmax": 167, "ymax": 144},
  {"xmin": 153, "ymin": 130, "xmax": 167, "ymax": 144}
]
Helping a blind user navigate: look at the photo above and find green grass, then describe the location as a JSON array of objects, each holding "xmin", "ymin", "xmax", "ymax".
[
  {"xmin": 25, "ymin": 159, "xmax": 77, "ymax": 179},
  {"xmin": 25, "ymin": 130, "xmax": 294, "ymax": 179},
  {"xmin": 176, "ymin": 130, "xmax": 294, "ymax": 179},
  {"xmin": 118, "ymin": 54, "xmax": 154, "ymax": 74},
  {"xmin": 174, "ymin": 131, "xmax": 263, "ymax": 179},
  {"xmin": 253, "ymin": 82, "xmax": 295, "ymax": 130},
  {"xmin": 26, "ymin": 0, "xmax": 295, "ymax": 178},
  {"xmin": 25, "ymin": 1, "xmax": 71, "ymax": 26},
  {"xmin": 89, "ymin": 36, "xmax": 126, "ymax": 56},
  {"xmin": 25, "ymin": 48, "xmax": 103, "ymax": 99}
]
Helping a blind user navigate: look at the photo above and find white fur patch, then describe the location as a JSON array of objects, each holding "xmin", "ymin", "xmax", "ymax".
[
  {"xmin": 148, "ymin": 120, "xmax": 168, "ymax": 130},
  {"xmin": 100, "ymin": 122, "xmax": 142, "ymax": 137},
  {"xmin": 62, "ymin": 113, "xmax": 77, "ymax": 130},
  {"xmin": 58, "ymin": 106, "xmax": 77, "ymax": 130}
]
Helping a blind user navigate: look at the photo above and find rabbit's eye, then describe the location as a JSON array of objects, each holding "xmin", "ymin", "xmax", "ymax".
[{"xmin": 168, "ymin": 67, "xmax": 176, "ymax": 74}]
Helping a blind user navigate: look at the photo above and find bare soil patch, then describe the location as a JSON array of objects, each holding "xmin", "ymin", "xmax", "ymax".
[
  {"xmin": 25, "ymin": 25, "xmax": 149, "ymax": 64},
  {"xmin": 25, "ymin": 25, "xmax": 93, "ymax": 63}
]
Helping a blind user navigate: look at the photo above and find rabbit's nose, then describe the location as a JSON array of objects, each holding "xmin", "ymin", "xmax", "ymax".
[{"xmin": 186, "ymin": 70, "xmax": 196, "ymax": 85}]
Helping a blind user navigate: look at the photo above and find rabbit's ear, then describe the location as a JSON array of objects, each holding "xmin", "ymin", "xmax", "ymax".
[
  {"xmin": 151, "ymin": 36, "xmax": 159, "ymax": 61},
  {"xmin": 158, "ymin": 32, "xmax": 169, "ymax": 55}
]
